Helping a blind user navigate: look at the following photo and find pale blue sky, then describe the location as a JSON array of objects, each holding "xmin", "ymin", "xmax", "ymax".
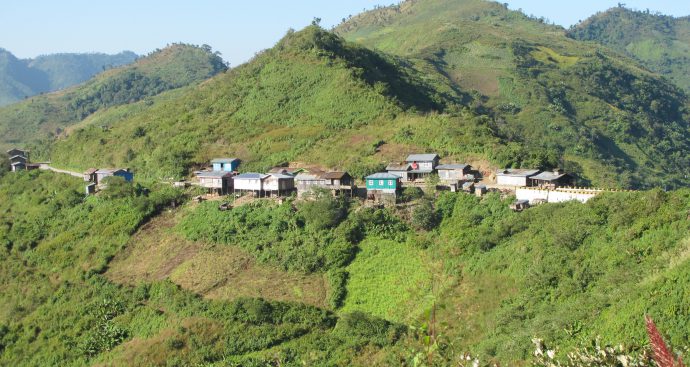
[{"xmin": 1, "ymin": 1, "xmax": 687, "ymax": 65}]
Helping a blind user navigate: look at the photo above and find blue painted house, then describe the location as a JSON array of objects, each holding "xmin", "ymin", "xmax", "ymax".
[
  {"xmin": 211, "ymin": 158, "xmax": 240, "ymax": 172},
  {"xmin": 365, "ymin": 173, "xmax": 401, "ymax": 193}
]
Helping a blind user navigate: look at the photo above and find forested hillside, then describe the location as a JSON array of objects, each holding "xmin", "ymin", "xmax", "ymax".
[
  {"xmin": 335, "ymin": 0, "xmax": 690, "ymax": 189},
  {"xmin": 0, "ymin": 49, "xmax": 137, "ymax": 106},
  {"xmin": 568, "ymin": 7, "xmax": 690, "ymax": 93},
  {"xmin": 0, "ymin": 44, "xmax": 226, "ymax": 155}
]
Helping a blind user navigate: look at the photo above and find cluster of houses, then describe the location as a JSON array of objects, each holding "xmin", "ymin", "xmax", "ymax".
[
  {"xmin": 6, "ymin": 149, "xmax": 39, "ymax": 172},
  {"xmin": 8, "ymin": 145, "xmax": 599, "ymax": 208},
  {"xmin": 194, "ymin": 158, "xmax": 354, "ymax": 198}
]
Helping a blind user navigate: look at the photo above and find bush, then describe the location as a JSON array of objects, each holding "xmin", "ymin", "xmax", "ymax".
[
  {"xmin": 326, "ymin": 269, "xmax": 349, "ymax": 309},
  {"xmin": 411, "ymin": 199, "xmax": 440, "ymax": 231}
]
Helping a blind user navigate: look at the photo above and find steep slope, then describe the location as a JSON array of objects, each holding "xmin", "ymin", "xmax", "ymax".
[
  {"xmin": 48, "ymin": 27, "xmax": 473, "ymax": 180},
  {"xmin": 568, "ymin": 7, "xmax": 690, "ymax": 93},
  {"xmin": 0, "ymin": 44, "xmax": 226, "ymax": 154},
  {"xmin": 335, "ymin": 0, "xmax": 690, "ymax": 188},
  {"xmin": 0, "ymin": 49, "xmax": 137, "ymax": 106}
]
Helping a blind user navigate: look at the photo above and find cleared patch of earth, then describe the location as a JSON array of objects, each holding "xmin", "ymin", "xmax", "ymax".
[{"xmin": 106, "ymin": 207, "xmax": 328, "ymax": 308}]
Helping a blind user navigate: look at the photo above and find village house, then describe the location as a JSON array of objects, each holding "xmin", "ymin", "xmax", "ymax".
[
  {"xmin": 211, "ymin": 158, "xmax": 240, "ymax": 172},
  {"xmin": 405, "ymin": 153, "xmax": 440, "ymax": 181},
  {"xmin": 264, "ymin": 173, "xmax": 296, "ymax": 197},
  {"xmin": 437, "ymin": 164, "xmax": 472, "ymax": 182},
  {"xmin": 195, "ymin": 171, "xmax": 234, "ymax": 195},
  {"xmin": 233, "ymin": 173, "xmax": 270, "ymax": 196},
  {"xmin": 295, "ymin": 170, "xmax": 354, "ymax": 197},
  {"xmin": 386, "ymin": 163, "xmax": 412, "ymax": 182},
  {"xmin": 95, "ymin": 168, "xmax": 134, "ymax": 184},
  {"xmin": 496, "ymin": 169, "xmax": 540, "ymax": 187},
  {"xmin": 530, "ymin": 170, "xmax": 574, "ymax": 189},
  {"xmin": 7, "ymin": 148, "xmax": 30, "ymax": 172},
  {"xmin": 365, "ymin": 172, "xmax": 401, "ymax": 205}
]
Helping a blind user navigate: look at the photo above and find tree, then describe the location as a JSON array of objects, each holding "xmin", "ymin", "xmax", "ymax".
[
  {"xmin": 412, "ymin": 199, "xmax": 440, "ymax": 231},
  {"xmin": 299, "ymin": 188, "xmax": 347, "ymax": 231},
  {"xmin": 0, "ymin": 155, "xmax": 9, "ymax": 177}
]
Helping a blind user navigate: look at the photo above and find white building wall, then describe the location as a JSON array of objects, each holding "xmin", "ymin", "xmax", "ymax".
[
  {"xmin": 234, "ymin": 179, "xmax": 263, "ymax": 191},
  {"xmin": 516, "ymin": 188, "xmax": 601, "ymax": 204},
  {"xmin": 497, "ymin": 176, "xmax": 528, "ymax": 186}
]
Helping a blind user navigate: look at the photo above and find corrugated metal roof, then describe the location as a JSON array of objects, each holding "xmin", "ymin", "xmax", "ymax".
[
  {"xmin": 211, "ymin": 158, "xmax": 239, "ymax": 164},
  {"xmin": 84, "ymin": 168, "xmax": 99, "ymax": 175},
  {"xmin": 195, "ymin": 171, "xmax": 233, "ymax": 178},
  {"xmin": 269, "ymin": 173, "xmax": 295, "ymax": 179},
  {"xmin": 234, "ymin": 173, "xmax": 269, "ymax": 180},
  {"xmin": 496, "ymin": 169, "xmax": 540, "ymax": 177},
  {"xmin": 406, "ymin": 153, "xmax": 439, "ymax": 162},
  {"xmin": 531, "ymin": 171, "xmax": 570, "ymax": 181},
  {"xmin": 366, "ymin": 173, "xmax": 400, "ymax": 179},
  {"xmin": 96, "ymin": 168, "xmax": 128, "ymax": 175},
  {"xmin": 322, "ymin": 171, "xmax": 349, "ymax": 179},
  {"xmin": 295, "ymin": 173, "xmax": 322, "ymax": 181},
  {"xmin": 437, "ymin": 164, "xmax": 469, "ymax": 170},
  {"xmin": 386, "ymin": 163, "xmax": 411, "ymax": 171}
]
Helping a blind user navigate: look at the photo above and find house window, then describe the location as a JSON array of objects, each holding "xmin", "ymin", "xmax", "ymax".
[
  {"xmin": 388, "ymin": 180, "xmax": 394, "ymax": 186},
  {"xmin": 368, "ymin": 180, "xmax": 374, "ymax": 186},
  {"xmin": 379, "ymin": 180, "xmax": 384, "ymax": 186}
]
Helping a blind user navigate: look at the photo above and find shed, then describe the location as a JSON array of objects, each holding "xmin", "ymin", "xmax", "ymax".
[
  {"xmin": 9, "ymin": 155, "xmax": 27, "ymax": 165},
  {"xmin": 83, "ymin": 168, "xmax": 99, "ymax": 182},
  {"xmin": 11, "ymin": 162, "xmax": 26, "ymax": 172},
  {"xmin": 211, "ymin": 158, "xmax": 240, "ymax": 172},
  {"xmin": 510, "ymin": 199, "xmax": 530, "ymax": 212},
  {"xmin": 196, "ymin": 171, "xmax": 234, "ymax": 195},
  {"xmin": 85, "ymin": 183, "xmax": 97, "ymax": 195},
  {"xmin": 437, "ymin": 164, "xmax": 472, "ymax": 182},
  {"xmin": 496, "ymin": 169, "xmax": 540, "ymax": 187}
]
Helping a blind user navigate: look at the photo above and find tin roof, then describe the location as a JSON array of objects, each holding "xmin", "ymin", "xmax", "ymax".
[
  {"xmin": 195, "ymin": 171, "xmax": 233, "ymax": 178},
  {"xmin": 496, "ymin": 169, "xmax": 540, "ymax": 177},
  {"xmin": 96, "ymin": 168, "xmax": 128, "ymax": 175},
  {"xmin": 234, "ymin": 173, "xmax": 269, "ymax": 180},
  {"xmin": 84, "ymin": 168, "xmax": 99, "ymax": 175},
  {"xmin": 386, "ymin": 163, "xmax": 411, "ymax": 171},
  {"xmin": 269, "ymin": 173, "xmax": 295, "ymax": 179},
  {"xmin": 531, "ymin": 171, "xmax": 570, "ymax": 182},
  {"xmin": 322, "ymin": 171, "xmax": 349, "ymax": 179},
  {"xmin": 406, "ymin": 153, "xmax": 439, "ymax": 162},
  {"xmin": 211, "ymin": 158, "xmax": 239, "ymax": 164},
  {"xmin": 437, "ymin": 164, "xmax": 470, "ymax": 170},
  {"xmin": 366, "ymin": 173, "xmax": 400, "ymax": 180}
]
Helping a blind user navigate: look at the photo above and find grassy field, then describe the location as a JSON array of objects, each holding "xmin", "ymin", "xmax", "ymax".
[{"xmin": 341, "ymin": 238, "xmax": 432, "ymax": 323}]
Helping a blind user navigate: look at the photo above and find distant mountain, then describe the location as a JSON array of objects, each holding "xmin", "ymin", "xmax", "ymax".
[
  {"xmin": 0, "ymin": 44, "xmax": 226, "ymax": 152},
  {"xmin": 0, "ymin": 49, "xmax": 138, "ymax": 106},
  {"xmin": 568, "ymin": 7, "xmax": 690, "ymax": 92}
]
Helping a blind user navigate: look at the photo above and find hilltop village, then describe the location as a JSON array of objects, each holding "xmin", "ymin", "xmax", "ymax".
[{"xmin": 6, "ymin": 147, "xmax": 618, "ymax": 211}]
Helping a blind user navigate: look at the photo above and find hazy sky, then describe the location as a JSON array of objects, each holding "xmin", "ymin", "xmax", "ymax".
[{"xmin": 1, "ymin": 0, "xmax": 687, "ymax": 65}]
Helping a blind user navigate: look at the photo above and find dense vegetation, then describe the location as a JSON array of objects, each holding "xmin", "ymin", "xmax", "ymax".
[
  {"xmin": 568, "ymin": 6, "xmax": 690, "ymax": 93},
  {"xmin": 0, "ymin": 48, "xmax": 137, "ymax": 106},
  {"xmin": 0, "ymin": 44, "xmax": 227, "ymax": 154}
]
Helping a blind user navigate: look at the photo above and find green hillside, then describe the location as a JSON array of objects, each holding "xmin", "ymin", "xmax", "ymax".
[
  {"xmin": 0, "ymin": 44, "xmax": 226, "ymax": 155},
  {"xmin": 0, "ymin": 49, "xmax": 138, "ymax": 106},
  {"xmin": 568, "ymin": 7, "xmax": 690, "ymax": 93},
  {"xmin": 335, "ymin": 0, "xmax": 690, "ymax": 189},
  {"xmin": 0, "ymin": 168, "xmax": 688, "ymax": 365}
]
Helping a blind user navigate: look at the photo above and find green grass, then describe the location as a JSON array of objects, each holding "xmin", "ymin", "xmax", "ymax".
[{"xmin": 341, "ymin": 238, "xmax": 432, "ymax": 323}]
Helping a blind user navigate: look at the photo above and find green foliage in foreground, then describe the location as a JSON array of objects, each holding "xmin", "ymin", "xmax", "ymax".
[{"xmin": 0, "ymin": 172, "xmax": 405, "ymax": 366}]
